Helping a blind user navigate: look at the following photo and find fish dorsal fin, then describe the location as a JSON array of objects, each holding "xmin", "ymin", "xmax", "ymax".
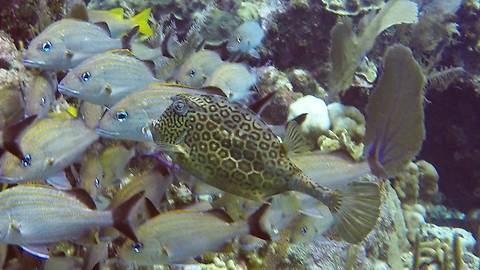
[
  {"xmin": 282, "ymin": 113, "xmax": 309, "ymax": 157},
  {"xmin": 248, "ymin": 91, "xmax": 276, "ymax": 115},
  {"xmin": 65, "ymin": 188, "xmax": 97, "ymax": 209},
  {"xmin": 95, "ymin": 22, "xmax": 112, "ymax": 36},
  {"xmin": 2, "ymin": 115, "xmax": 37, "ymax": 164},
  {"xmin": 142, "ymin": 60, "xmax": 157, "ymax": 75},
  {"xmin": 161, "ymin": 29, "xmax": 175, "ymax": 59},
  {"xmin": 65, "ymin": 2, "xmax": 89, "ymax": 21},
  {"xmin": 121, "ymin": 26, "xmax": 139, "ymax": 51},
  {"xmin": 205, "ymin": 209, "xmax": 235, "ymax": 223},
  {"xmin": 108, "ymin": 8, "xmax": 124, "ymax": 19}
]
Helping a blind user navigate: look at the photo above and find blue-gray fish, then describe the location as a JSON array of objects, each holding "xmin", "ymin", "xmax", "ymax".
[
  {"xmin": 22, "ymin": 19, "xmax": 137, "ymax": 71},
  {"xmin": 58, "ymin": 50, "xmax": 162, "ymax": 107},
  {"xmin": 21, "ymin": 70, "xmax": 56, "ymax": 118},
  {"xmin": 174, "ymin": 50, "xmax": 223, "ymax": 87},
  {"xmin": 227, "ymin": 21, "xmax": 264, "ymax": 59},
  {"xmin": 148, "ymin": 93, "xmax": 381, "ymax": 244},
  {"xmin": 96, "ymin": 83, "xmax": 224, "ymax": 141},
  {"xmin": 0, "ymin": 185, "xmax": 143, "ymax": 245},
  {"xmin": 203, "ymin": 62, "xmax": 257, "ymax": 101},
  {"xmin": 0, "ymin": 118, "xmax": 99, "ymax": 183},
  {"xmin": 117, "ymin": 204, "xmax": 270, "ymax": 265}
]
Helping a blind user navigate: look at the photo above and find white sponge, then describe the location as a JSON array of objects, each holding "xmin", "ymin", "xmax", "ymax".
[{"xmin": 287, "ymin": 95, "xmax": 331, "ymax": 136}]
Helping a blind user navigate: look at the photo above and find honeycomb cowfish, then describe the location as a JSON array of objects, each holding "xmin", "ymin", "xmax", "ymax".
[
  {"xmin": 227, "ymin": 21, "xmax": 264, "ymax": 59},
  {"xmin": 117, "ymin": 203, "xmax": 271, "ymax": 265},
  {"xmin": 0, "ymin": 185, "xmax": 142, "ymax": 248},
  {"xmin": 87, "ymin": 8, "xmax": 153, "ymax": 38},
  {"xmin": 21, "ymin": 19, "xmax": 137, "ymax": 71},
  {"xmin": 148, "ymin": 93, "xmax": 381, "ymax": 244},
  {"xmin": 58, "ymin": 50, "xmax": 162, "ymax": 107},
  {"xmin": 96, "ymin": 83, "xmax": 225, "ymax": 141},
  {"xmin": 0, "ymin": 117, "xmax": 99, "ymax": 183},
  {"xmin": 174, "ymin": 50, "xmax": 224, "ymax": 87}
]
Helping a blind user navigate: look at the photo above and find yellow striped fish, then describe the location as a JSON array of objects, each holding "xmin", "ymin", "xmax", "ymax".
[
  {"xmin": 22, "ymin": 19, "xmax": 137, "ymax": 71},
  {"xmin": 0, "ymin": 185, "xmax": 142, "ymax": 246},
  {"xmin": 117, "ymin": 203, "xmax": 270, "ymax": 266},
  {"xmin": 58, "ymin": 50, "xmax": 162, "ymax": 107},
  {"xmin": 0, "ymin": 118, "xmax": 99, "ymax": 183},
  {"xmin": 96, "ymin": 83, "xmax": 224, "ymax": 141}
]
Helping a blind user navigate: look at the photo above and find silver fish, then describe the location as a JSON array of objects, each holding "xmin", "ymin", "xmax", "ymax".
[
  {"xmin": 87, "ymin": 8, "xmax": 153, "ymax": 38},
  {"xmin": 21, "ymin": 70, "xmax": 56, "ymax": 118},
  {"xmin": 58, "ymin": 50, "xmax": 162, "ymax": 107},
  {"xmin": 0, "ymin": 87, "xmax": 25, "ymax": 130},
  {"xmin": 0, "ymin": 118, "xmax": 99, "ymax": 183},
  {"xmin": 22, "ymin": 19, "xmax": 136, "ymax": 71},
  {"xmin": 96, "ymin": 83, "xmax": 223, "ymax": 141},
  {"xmin": 0, "ymin": 185, "xmax": 143, "ymax": 245},
  {"xmin": 227, "ymin": 21, "xmax": 264, "ymax": 59},
  {"xmin": 203, "ymin": 62, "xmax": 257, "ymax": 101}
]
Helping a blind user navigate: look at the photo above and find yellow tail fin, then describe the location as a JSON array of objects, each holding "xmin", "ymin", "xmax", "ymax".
[
  {"xmin": 131, "ymin": 8, "xmax": 153, "ymax": 36},
  {"xmin": 107, "ymin": 8, "xmax": 124, "ymax": 19},
  {"xmin": 329, "ymin": 181, "xmax": 381, "ymax": 244}
]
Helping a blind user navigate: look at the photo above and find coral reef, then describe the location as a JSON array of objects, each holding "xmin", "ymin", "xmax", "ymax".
[{"xmin": 321, "ymin": 0, "xmax": 384, "ymax": 15}]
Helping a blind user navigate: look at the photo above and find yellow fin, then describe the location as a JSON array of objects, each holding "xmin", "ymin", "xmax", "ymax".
[
  {"xmin": 282, "ymin": 118, "xmax": 310, "ymax": 157},
  {"xmin": 108, "ymin": 8, "xmax": 124, "ymax": 19},
  {"xmin": 131, "ymin": 8, "xmax": 153, "ymax": 36}
]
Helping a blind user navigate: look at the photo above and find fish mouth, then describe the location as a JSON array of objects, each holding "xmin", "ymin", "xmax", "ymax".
[
  {"xmin": 21, "ymin": 58, "xmax": 45, "ymax": 68},
  {"xmin": 95, "ymin": 127, "xmax": 120, "ymax": 138},
  {"xmin": 57, "ymin": 84, "xmax": 80, "ymax": 97}
]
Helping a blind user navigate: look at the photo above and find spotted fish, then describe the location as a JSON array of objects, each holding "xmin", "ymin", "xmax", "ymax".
[{"xmin": 148, "ymin": 93, "xmax": 381, "ymax": 243}]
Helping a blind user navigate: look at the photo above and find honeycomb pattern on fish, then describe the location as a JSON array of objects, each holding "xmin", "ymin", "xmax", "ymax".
[{"xmin": 152, "ymin": 94, "xmax": 304, "ymax": 200}]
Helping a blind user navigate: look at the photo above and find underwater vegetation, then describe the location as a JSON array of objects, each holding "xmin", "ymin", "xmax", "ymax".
[{"xmin": 0, "ymin": 0, "xmax": 479, "ymax": 269}]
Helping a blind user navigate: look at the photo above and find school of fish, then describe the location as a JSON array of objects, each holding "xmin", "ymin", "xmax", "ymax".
[{"xmin": 0, "ymin": 1, "xmax": 427, "ymax": 269}]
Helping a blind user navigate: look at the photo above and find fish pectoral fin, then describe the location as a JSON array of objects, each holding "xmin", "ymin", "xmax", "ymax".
[
  {"xmin": 65, "ymin": 50, "xmax": 74, "ymax": 58},
  {"xmin": 155, "ymin": 142, "xmax": 189, "ymax": 156},
  {"xmin": 45, "ymin": 171, "xmax": 73, "ymax": 190},
  {"xmin": 104, "ymin": 85, "xmax": 112, "ymax": 95}
]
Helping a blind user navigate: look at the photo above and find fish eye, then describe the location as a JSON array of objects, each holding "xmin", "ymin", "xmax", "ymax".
[
  {"xmin": 41, "ymin": 41, "xmax": 52, "ymax": 52},
  {"xmin": 132, "ymin": 242, "xmax": 143, "ymax": 253},
  {"xmin": 188, "ymin": 69, "xmax": 196, "ymax": 77},
  {"xmin": 94, "ymin": 177, "xmax": 100, "ymax": 188},
  {"xmin": 80, "ymin": 71, "xmax": 91, "ymax": 82},
  {"xmin": 236, "ymin": 36, "xmax": 242, "ymax": 43},
  {"xmin": 301, "ymin": 227, "xmax": 308, "ymax": 236},
  {"xmin": 172, "ymin": 100, "xmax": 188, "ymax": 116},
  {"xmin": 21, "ymin": 154, "xmax": 31, "ymax": 167},
  {"xmin": 114, "ymin": 110, "xmax": 128, "ymax": 122},
  {"xmin": 39, "ymin": 97, "xmax": 46, "ymax": 106}
]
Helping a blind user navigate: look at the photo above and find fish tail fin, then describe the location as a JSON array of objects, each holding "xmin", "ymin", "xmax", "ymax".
[
  {"xmin": 111, "ymin": 191, "xmax": 145, "ymax": 242},
  {"xmin": 121, "ymin": 26, "xmax": 139, "ymax": 51},
  {"xmin": 327, "ymin": 181, "xmax": 381, "ymax": 244},
  {"xmin": 246, "ymin": 200, "xmax": 272, "ymax": 241},
  {"xmin": 131, "ymin": 8, "xmax": 153, "ymax": 36}
]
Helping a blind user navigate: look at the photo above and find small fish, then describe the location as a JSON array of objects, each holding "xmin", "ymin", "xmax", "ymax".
[
  {"xmin": 0, "ymin": 118, "xmax": 99, "ymax": 183},
  {"xmin": 22, "ymin": 19, "xmax": 137, "ymax": 71},
  {"xmin": 76, "ymin": 142, "xmax": 105, "ymax": 203},
  {"xmin": 87, "ymin": 8, "xmax": 153, "ymax": 38},
  {"xmin": 0, "ymin": 185, "xmax": 143, "ymax": 246},
  {"xmin": 20, "ymin": 70, "xmax": 56, "ymax": 118},
  {"xmin": 174, "ymin": 50, "xmax": 223, "ymax": 87},
  {"xmin": 58, "ymin": 50, "xmax": 162, "ymax": 107},
  {"xmin": 117, "ymin": 203, "xmax": 271, "ymax": 265},
  {"xmin": 227, "ymin": 21, "xmax": 264, "ymax": 59},
  {"xmin": 287, "ymin": 203, "xmax": 334, "ymax": 244},
  {"xmin": 204, "ymin": 62, "xmax": 257, "ymax": 101},
  {"xmin": 95, "ymin": 83, "xmax": 224, "ymax": 141},
  {"xmin": 0, "ymin": 87, "xmax": 25, "ymax": 130},
  {"xmin": 100, "ymin": 144, "xmax": 135, "ymax": 187},
  {"xmin": 148, "ymin": 93, "xmax": 381, "ymax": 244}
]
